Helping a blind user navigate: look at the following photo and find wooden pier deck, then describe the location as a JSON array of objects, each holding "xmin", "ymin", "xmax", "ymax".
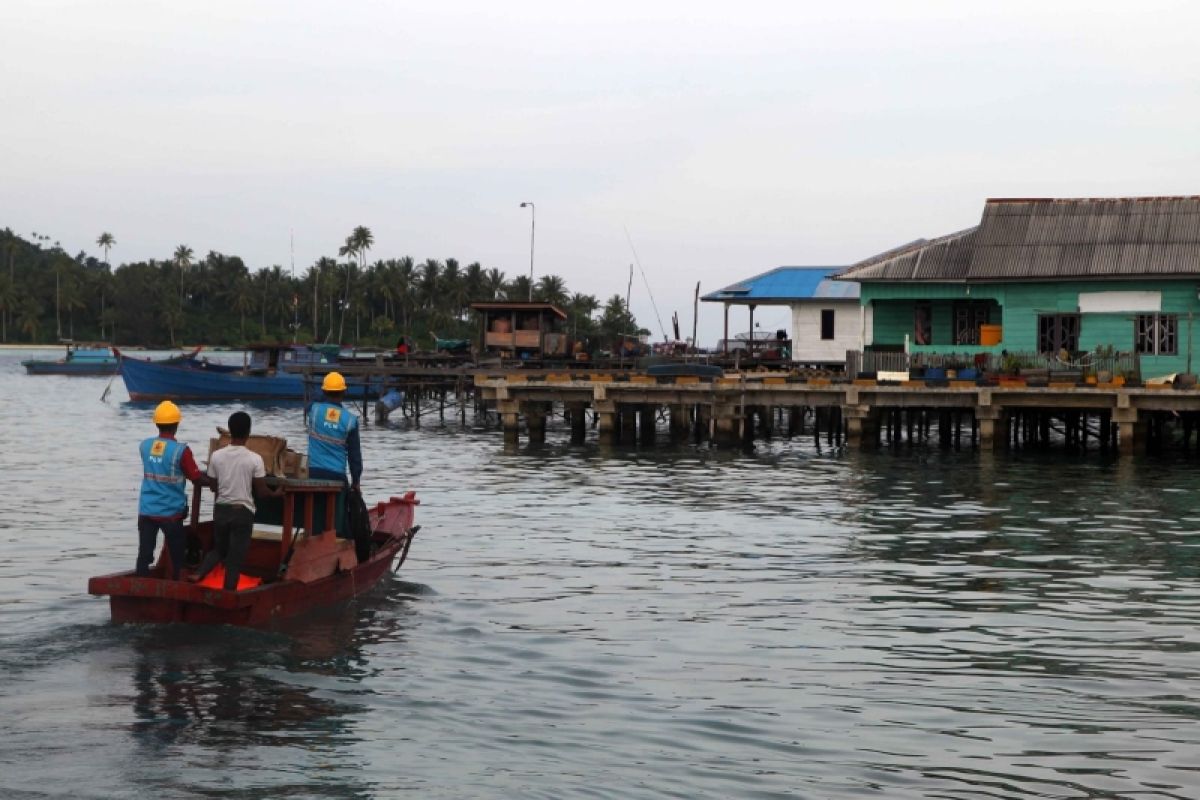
[
  {"xmin": 474, "ymin": 373, "xmax": 1200, "ymax": 455},
  {"xmin": 298, "ymin": 358, "xmax": 1200, "ymax": 455}
]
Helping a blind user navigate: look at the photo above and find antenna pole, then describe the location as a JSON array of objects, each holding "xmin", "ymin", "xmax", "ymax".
[{"xmin": 623, "ymin": 227, "xmax": 668, "ymax": 342}]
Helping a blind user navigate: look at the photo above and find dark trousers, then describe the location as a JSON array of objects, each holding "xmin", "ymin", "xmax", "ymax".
[
  {"xmin": 308, "ymin": 467, "xmax": 347, "ymax": 485},
  {"xmin": 136, "ymin": 516, "xmax": 186, "ymax": 579},
  {"xmin": 194, "ymin": 504, "xmax": 255, "ymax": 591}
]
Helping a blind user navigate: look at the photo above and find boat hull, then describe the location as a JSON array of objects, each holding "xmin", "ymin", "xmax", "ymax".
[
  {"xmin": 118, "ymin": 353, "xmax": 378, "ymax": 402},
  {"xmin": 22, "ymin": 360, "xmax": 119, "ymax": 376},
  {"xmin": 89, "ymin": 493, "xmax": 419, "ymax": 626}
]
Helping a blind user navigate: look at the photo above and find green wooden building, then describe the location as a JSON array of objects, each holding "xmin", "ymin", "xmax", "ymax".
[{"xmin": 836, "ymin": 197, "xmax": 1200, "ymax": 376}]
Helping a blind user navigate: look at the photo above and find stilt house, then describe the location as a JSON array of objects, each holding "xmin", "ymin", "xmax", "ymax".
[{"xmin": 836, "ymin": 197, "xmax": 1200, "ymax": 376}]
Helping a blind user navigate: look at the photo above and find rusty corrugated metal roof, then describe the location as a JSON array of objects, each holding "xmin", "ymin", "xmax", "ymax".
[{"xmin": 838, "ymin": 196, "xmax": 1200, "ymax": 283}]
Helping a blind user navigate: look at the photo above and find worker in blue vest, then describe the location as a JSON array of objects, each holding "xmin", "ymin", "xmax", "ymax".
[
  {"xmin": 306, "ymin": 372, "xmax": 363, "ymax": 492},
  {"xmin": 137, "ymin": 400, "xmax": 214, "ymax": 579}
]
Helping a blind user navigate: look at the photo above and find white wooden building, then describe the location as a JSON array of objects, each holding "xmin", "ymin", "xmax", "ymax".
[{"xmin": 702, "ymin": 266, "xmax": 861, "ymax": 368}]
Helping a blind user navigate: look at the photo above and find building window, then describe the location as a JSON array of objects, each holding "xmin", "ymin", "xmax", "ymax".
[
  {"xmin": 953, "ymin": 301, "xmax": 990, "ymax": 345},
  {"xmin": 913, "ymin": 302, "xmax": 932, "ymax": 345},
  {"xmin": 820, "ymin": 309, "xmax": 835, "ymax": 340},
  {"xmin": 1038, "ymin": 314, "xmax": 1080, "ymax": 353},
  {"xmin": 1136, "ymin": 314, "xmax": 1177, "ymax": 355}
]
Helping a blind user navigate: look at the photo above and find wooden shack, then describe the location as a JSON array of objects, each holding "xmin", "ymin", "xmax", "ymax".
[{"xmin": 470, "ymin": 301, "xmax": 570, "ymax": 360}]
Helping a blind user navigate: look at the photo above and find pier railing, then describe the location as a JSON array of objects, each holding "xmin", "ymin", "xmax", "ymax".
[{"xmin": 847, "ymin": 350, "xmax": 1142, "ymax": 380}]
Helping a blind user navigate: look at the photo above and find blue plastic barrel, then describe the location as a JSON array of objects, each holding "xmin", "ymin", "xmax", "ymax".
[{"xmin": 380, "ymin": 389, "xmax": 404, "ymax": 412}]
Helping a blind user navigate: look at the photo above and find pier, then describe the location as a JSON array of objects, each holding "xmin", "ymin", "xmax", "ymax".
[
  {"xmin": 472, "ymin": 373, "xmax": 1200, "ymax": 455},
  {"xmin": 299, "ymin": 359, "xmax": 1200, "ymax": 457}
]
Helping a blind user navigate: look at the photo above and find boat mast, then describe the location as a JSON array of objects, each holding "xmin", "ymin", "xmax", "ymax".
[{"xmin": 290, "ymin": 228, "xmax": 299, "ymax": 343}]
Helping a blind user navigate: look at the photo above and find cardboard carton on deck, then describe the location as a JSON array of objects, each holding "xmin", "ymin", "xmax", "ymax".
[{"xmin": 208, "ymin": 430, "xmax": 308, "ymax": 479}]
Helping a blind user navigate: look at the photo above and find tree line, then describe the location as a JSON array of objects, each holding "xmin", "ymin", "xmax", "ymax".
[{"xmin": 0, "ymin": 226, "xmax": 646, "ymax": 350}]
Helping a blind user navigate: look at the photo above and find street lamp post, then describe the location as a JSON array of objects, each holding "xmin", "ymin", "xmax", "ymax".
[{"xmin": 520, "ymin": 201, "xmax": 535, "ymax": 301}]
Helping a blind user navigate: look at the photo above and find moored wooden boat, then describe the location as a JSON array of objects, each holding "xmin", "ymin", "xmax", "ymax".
[
  {"xmin": 116, "ymin": 344, "xmax": 380, "ymax": 402},
  {"xmin": 89, "ymin": 480, "xmax": 420, "ymax": 625},
  {"xmin": 23, "ymin": 343, "xmax": 202, "ymax": 376},
  {"xmin": 22, "ymin": 342, "xmax": 120, "ymax": 375}
]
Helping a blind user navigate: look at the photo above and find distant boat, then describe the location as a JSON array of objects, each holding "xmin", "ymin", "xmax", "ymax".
[
  {"xmin": 21, "ymin": 342, "xmax": 121, "ymax": 375},
  {"xmin": 116, "ymin": 343, "xmax": 380, "ymax": 402},
  {"xmin": 22, "ymin": 342, "xmax": 205, "ymax": 376}
]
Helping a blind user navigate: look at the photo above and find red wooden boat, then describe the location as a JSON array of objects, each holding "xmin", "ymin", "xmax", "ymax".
[{"xmin": 89, "ymin": 480, "xmax": 420, "ymax": 625}]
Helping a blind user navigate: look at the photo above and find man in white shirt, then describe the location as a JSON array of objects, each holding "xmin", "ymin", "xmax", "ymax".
[{"xmin": 192, "ymin": 411, "xmax": 283, "ymax": 590}]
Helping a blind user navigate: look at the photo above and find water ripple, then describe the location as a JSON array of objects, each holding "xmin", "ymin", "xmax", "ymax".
[{"xmin": 0, "ymin": 351, "xmax": 1198, "ymax": 797}]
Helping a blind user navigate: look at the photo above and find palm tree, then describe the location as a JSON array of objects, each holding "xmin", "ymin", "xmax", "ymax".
[
  {"xmin": 322, "ymin": 261, "xmax": 343, "ymax": 342},
  {"xmin": 2, "ymin": 231, "xmax": 19, "ymax": 339},
  {"xmin": 193, "ymin": 253, "xmax": 216, "ymax": 313},
  {"xmin": 160, "ymin": 305, "xmax": 184, "ymax": 347},
  {"xmin": 567, "ymin": 292, "xmax": 600, "ymax": 338},
  {"xmin": 174, "ymin": 244, "xmax": 194, "ymax": 313},
  {"xmin": 252, "ymin": 269, "xmax": 271, "ymax": 337},
  {"xmin": 0, "ymin": 275, "xmax": 15, "ymax": 342},
  {"xmin": 394, "ymin": 256, "xmax": 415, "ymax": 334},
  {"xmin": 337, "ymin": 226, "xmax": 373, "ymax": 342},
  {"xmin": 96, "ymin": 232, "xmax": 115, "ymax": 267},
  {"xmin": 370, "ymin": 260, "xmax": 395, "ymax": 325},
  {"xmin": 349, "ymin": 226, "xmax": 374, "ymax": 266},
  {"xmin": 53, "ymin": 253, "xmax": 71, "ymax": 340},
  {"xmin": 224, "ymin": 273, "xmax": 255, "ymax": 340},
  {"xmin": 60, "ymin": 269, "xmax": 86, "ymax": 339},
  {"xmin": 462, "ymin": 261, "xmax": 483, "ymax": 299},
  {"xmin": 505, "ymin": 275, "xmax": 532, "ymax": 303},
  {"xmin": 598, "ymin": 294, "xmax": 640, "ymax": 344},
  {"xmin": 535, "ymin": 274, "xmax": 569, "ymax": 307},
  {"xmin": 16, "ymin": 297, "xmax": 43, "ymax": 342},
  {"xmin": 418, "ymin": 259, "xmax": 441, "ymax": 327},
  {"xmin": 483, "ymin": 268, "xmax": 506, "ymax": 301},
  {"xmin": 442, "ymin": 258, "xmax": 463, "ymax": 321},
  {"xmin": 305, "ymin": 262, "xmax": 322, "ymax": 340},
  {"xmin": 267, "ymin": 265, "xmax": 294, "ymax": 334},
  {"xmin": 92, "ymin": 263, "xmax": 114, "ymax": 341}
]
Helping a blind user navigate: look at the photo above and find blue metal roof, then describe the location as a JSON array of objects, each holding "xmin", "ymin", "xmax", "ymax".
[{"xmin": 701, "ymin": 267, "xmax": 859, "ymax": 304}]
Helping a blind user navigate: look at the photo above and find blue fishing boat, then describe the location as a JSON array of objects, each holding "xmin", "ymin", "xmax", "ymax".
[
  {"xmin": 116, "ymin": 344, "xmax": 377, "ymax": 402},
  {"xmin": 22, "ymin": 342, "xmax": 121, "ymax": 375}
]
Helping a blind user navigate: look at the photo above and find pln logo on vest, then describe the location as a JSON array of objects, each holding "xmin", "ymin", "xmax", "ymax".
[
  {"xmin": 150, "ymin": 440, "xmax": 167, "ymax": 457},
  {"xmin": 324, "ymin": 407, "xmax": 341, "ymax": 425}
]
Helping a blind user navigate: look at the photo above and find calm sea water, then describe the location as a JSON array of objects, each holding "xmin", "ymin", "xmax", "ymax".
[{"xmin": 1, "ymin": 349, "xmax": 1198, "ymax": 799}]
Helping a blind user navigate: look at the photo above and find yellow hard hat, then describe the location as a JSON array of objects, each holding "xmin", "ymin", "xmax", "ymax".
[
  {"xmin": 153, "ymin": 400, "xmax": 182, "ymax": 425},
  {"xmin": 322, "ymin": 371, "xmax": 347, "ymax": 392}
]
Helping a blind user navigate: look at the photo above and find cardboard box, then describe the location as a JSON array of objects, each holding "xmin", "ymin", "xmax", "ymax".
[
  {"xmin": 208, "ymin": 431, "xmax": 306, "ymax": 477},
  {"xmin": 280, "ymin": 449, "xmax": 309, "ymax": 479}
]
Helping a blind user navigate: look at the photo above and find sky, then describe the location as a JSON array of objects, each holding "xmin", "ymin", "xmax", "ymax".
[{"xmin": 3, "ymin": 1, "xmax": 1200, "ymax": 345}]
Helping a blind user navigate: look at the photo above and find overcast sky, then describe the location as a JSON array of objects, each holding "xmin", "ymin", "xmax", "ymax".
[{"xmin": 4, "ymin": 1, "xmax": 1199, "ymax": 344}]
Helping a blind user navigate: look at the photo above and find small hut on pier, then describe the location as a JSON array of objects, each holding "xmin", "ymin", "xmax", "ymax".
[
  {"xmin": 470, "ymin": 301, "xmax": 570, "ymax": 361},
  {"xmin": 701, "ymin": 266, "xmax": 860, "ymax": 367}
]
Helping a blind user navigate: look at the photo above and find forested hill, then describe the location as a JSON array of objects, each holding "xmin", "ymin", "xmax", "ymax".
[{"xmin": 0, "ymin": 227, "xmax": 644, "ymax": 348}]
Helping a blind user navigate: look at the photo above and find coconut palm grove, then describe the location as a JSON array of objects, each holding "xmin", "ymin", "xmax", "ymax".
[{"xmin": 0, "ymin": 226, "xmax": 645, "ymax": 349}]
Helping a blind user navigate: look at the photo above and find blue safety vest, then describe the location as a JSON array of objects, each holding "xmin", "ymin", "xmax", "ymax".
[
  {"xmin": 138, "ymin": 437, "xmax": 188, "ymax": 517},
  {"xmin": 307, "ymin": 401, "xmax": 357, "ymax": 476}
]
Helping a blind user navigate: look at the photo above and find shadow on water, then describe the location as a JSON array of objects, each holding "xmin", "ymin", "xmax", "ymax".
[{"xmin": 0, "ymin": 577, "xmax": 428, "ymax": 799}]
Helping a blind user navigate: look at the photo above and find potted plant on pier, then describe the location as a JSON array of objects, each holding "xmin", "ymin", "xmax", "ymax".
[{"xmin": 998, "ymin": 353, "xmax": 1025, "ymax": 387}]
